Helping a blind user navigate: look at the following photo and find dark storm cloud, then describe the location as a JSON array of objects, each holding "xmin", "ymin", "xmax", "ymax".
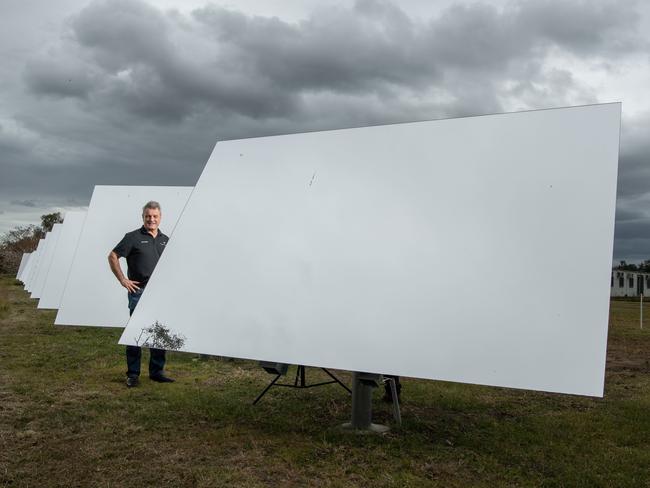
[
  {"xmin": 7, "ymin": 0, "xmax": 650, "ymax": 258},
  {"xmin": 24, "ymin": 56, "xmax": 94, "ymax": 99},
  {"xmin": 617, "ymin": 149, "xmax": 650, "ymax": 199},
  {"xmin": 10, "ymin": 200, "xmax": 38, "ymax": 208},
  {"xmin": 616, "ymin": 115, "xmax": 650, "ymax": 201},
  {"xmin": 192, "ymin": 1, "xmax": 436, "ymax": 92},
  {"xmin": 616, "ymin": 207, "xmax": 646, "ymax": 222},
  {"xmin": 72, "ymin": 0, "xmax": 171, "ymax": 70},
  {"xmin": 24, "ymin": 0, "xmax": 644, "ymax": 125},
  {"xmin": 613, "ymin": 241, "xmax": 650, "ymax": 262},
  {"xmin": 423, "ymin": 3, "xmax": 528, "ymax": 71},
  {"xmin": 615, "ymin": 220, "xmax": 650, "ymax": 240},
  {"xmin": 70, "ymin": 0, "xmax": 299, "ymax": 121},
  {"xmin": 516, "ymin": 0, "xmax": 644, "ymax": 55},
  {"xmin": 0, "ymin": 122, "xmax": 31, "ymax": 158},
  {"xmin": 611, "ymin": 113, "xmax": 650, "ymax": 260}
]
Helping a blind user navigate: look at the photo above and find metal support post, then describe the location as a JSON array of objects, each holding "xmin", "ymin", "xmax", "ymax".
[
  {"xmin": 385, "ymin": 377, "xmax": 402, "ymax": 426},
  {"xmin": 341, "ymin": 372, "xmax": 389, "ymax": 433}
]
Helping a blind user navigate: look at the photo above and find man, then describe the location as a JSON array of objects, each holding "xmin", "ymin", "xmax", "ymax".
[{"xmin": 108, "ymin": 201, "xmax": 174, "ymax": 388}]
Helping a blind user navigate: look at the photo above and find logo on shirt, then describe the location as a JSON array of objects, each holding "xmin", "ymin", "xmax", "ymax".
[{"xmin": 140, "ymin": 240, "xmax": 149, "ymax": 243}]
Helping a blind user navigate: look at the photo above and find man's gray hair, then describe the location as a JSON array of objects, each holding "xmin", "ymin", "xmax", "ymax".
[{"xmin": 142, "ymin": 201, "xmax": 161, "ymax": 214}]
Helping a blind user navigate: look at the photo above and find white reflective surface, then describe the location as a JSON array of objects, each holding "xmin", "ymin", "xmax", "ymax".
[
  {"xmin": 16, "ymin": 253, "xmax": 31, "ymax": 281},
  {"xmin": 22, "ymin": 244, "xmax": 40, "ymax": 290},
  {"xmin": 25, "ymin": 238, "xmax": 46, "ymax": 293},
  {"xmin": 31, "ymin": 224, "xmax": 62, "ymax": 299},
  {"xmin": 120, "ymin": 104, "xmax": 620, "ymax": 396},
  {"xmin": 55, "ymin": 186, "xmax": 193, "ymax": 327},
  {"xmin": 38, "ymin": 211, "xmax": 87, "ymax": 310}
]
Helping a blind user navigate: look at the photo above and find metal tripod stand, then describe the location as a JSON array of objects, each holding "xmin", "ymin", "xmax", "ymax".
[{"xmin": 253, "ymin": 365, "xmax": 351, "ymax": 405}]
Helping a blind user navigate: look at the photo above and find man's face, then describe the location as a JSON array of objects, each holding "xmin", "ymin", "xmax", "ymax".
[{"xmin": 142, "ymin": 208, "xmax": 161, "ymax": 233}]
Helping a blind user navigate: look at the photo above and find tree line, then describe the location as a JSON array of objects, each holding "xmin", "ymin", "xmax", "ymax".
[
  {"xmin": 0, "ymin": 212, "xmax": 63, "ymax": 274},
  {"xmin": 616, "ymin": 260, "xmax": 650, "ymax": 272}
]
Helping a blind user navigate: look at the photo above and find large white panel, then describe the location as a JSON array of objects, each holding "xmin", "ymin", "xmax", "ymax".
[
  {"xmin": 19, "ymin": 253, "xmax": 34, "ymax": 285},
  {"xmin": 55, "ymin": 186, "xmax": 193, "ymax": 327},
  {"xmin": 38, "ymin": 211, "xmax": 87, "ymax": 310},
  {"xmin": 16, "ymin": 253, "xmax": 31, "ymax": 281},
  {"xmin": 25, "ymin": 238, "xmax": 45, "ymax": 293},
  {"xmin": 31, "ymin": 224, "xmax": 62, "ymax": 299},
  {"xmin": 21, "ymin": 247, "xmax": 38, "ymax": 289},
  {"xmin": 120, "ymin": 104, "xmax": 620, "ymax": 396},
  {"xmin": 23, "ymin": 251, "xmax": 37, "ymax": 289}
]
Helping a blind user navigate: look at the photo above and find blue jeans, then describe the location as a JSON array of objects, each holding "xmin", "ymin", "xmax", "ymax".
[{"xmin": 125, "ymin": 289, "xmax": 166, "ymax": 378}]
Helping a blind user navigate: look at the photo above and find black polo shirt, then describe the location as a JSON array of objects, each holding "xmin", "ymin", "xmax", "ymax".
[{"xmin": 112, "ymin": 226, "xmax": 169, "ymax": 288}]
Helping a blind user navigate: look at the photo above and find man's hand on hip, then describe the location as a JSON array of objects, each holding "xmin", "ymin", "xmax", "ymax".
[{"xmin": 120, "ymin": 278, "xmax": 141, "ymax": 293}]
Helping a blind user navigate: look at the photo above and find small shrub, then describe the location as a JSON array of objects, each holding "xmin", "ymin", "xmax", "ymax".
[{"xmin": 135, "ymin": 321, "xmax": 186, "ymax": 350}]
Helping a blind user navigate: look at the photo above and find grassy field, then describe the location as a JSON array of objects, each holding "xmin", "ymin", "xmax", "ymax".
[{"xmin": 0, "ymin": 274, "xmax": 649, "ymax": 487}]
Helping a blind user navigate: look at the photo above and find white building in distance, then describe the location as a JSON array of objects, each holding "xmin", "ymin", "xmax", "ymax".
[{"xmin": 611, "ymin": 269, "xmax": 650, "ymax": 297}]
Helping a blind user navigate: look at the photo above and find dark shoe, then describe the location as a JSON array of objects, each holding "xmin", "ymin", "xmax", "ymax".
[
  {"xmin": 126, "ymin": 376, "xmax": 139, "ymax": 388},
  {"xmin": 150, "ymin": 374, "xmax": 175, "ymax": 383}
]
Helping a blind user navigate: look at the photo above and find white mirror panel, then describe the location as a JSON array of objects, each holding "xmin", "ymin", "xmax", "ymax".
[
  {"xmin": 55, "ymin": 186, "xmax": 193, "ymax": 327},
  {"xmin": 16, "ymin": 253, "xmax": 31, "ymax": 281},
  {"xmin": 38, "ymin": 211, "xmax": 87, "ymax": 310},
  {"xmin": 25, "ymin": 238, "xmax": 46, "ymax": 293},
  {"xmin": 120, "ymin": 104, "xmax": 620, "ymax": 396},
  {"xmin": 31, "ymin": 224, "xmax": 63, "ymax": 299},
  {"xmin": 22, "ymin": 248, "xmax": 38, "ymax": 290}
]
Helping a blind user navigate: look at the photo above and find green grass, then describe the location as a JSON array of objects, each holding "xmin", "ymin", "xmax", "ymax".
[{"xmin": 0, "ymin": 274, "xmax": 649, "ymax": 487}]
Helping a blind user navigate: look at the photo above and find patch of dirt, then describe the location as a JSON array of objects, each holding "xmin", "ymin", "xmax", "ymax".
[{"xmin": 606, "ymin": 339, "xmax": 650, "ymax": 373}]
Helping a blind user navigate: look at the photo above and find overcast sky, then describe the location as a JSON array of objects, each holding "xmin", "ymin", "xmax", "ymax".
[{"xmin": 1, "ymin": 0, "xmax": 649, "ymax": 261}]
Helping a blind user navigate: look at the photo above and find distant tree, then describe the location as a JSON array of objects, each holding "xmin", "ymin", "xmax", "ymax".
[
  {"xmin": 615, "ymin": 260, "xmax": 650, "ymax": 272},
  {"xmin": 639, "ymin": 260, "xmax": 650, "ymax": 272},
  {"xmin": 0, "ymin": 212, "xmax": 64, "ymax": 274},
  {"xmin": 1, "ymin": 225, "xmax": 43, "ymax": 253},
  {"xmin": 41, "ymin": 212, "xmax": 63, "ymax": 232}
]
